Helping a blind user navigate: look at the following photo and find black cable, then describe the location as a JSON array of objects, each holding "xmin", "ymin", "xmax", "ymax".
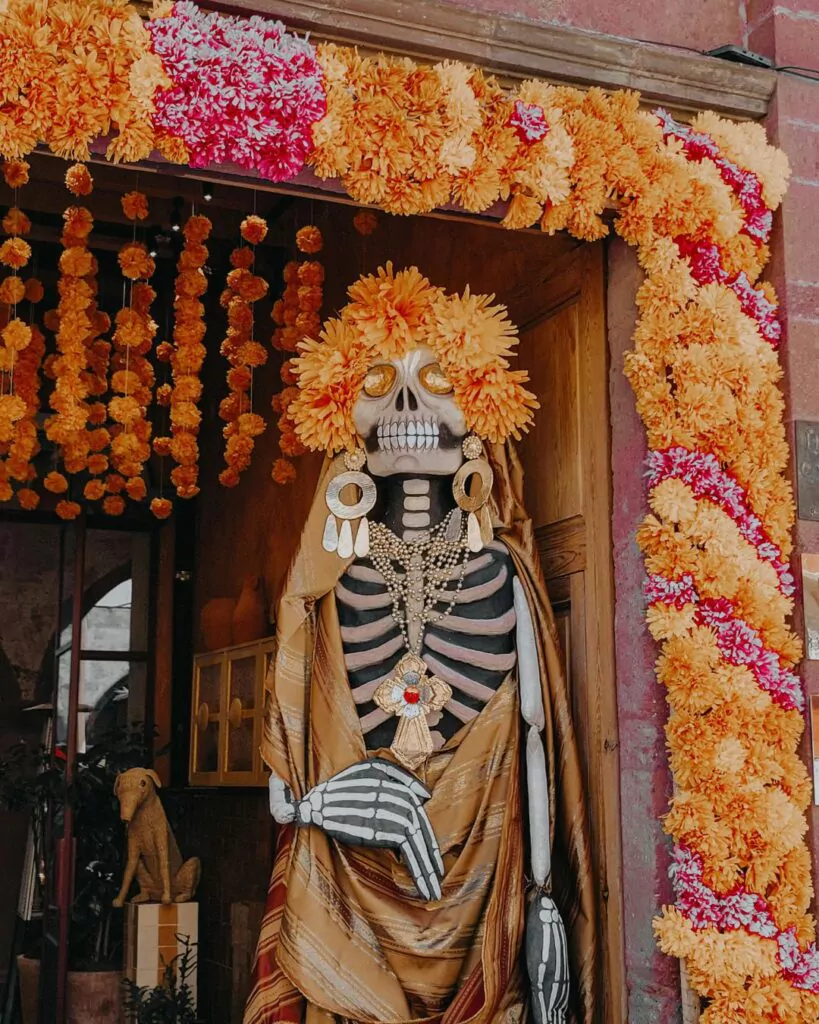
[{"xmin": 629, "ymin": 35, "xmax": 819, "ymax": 81}]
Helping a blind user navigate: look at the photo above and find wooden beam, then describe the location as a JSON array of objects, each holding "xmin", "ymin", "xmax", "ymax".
[{"xmin": 200, "ymin": 0, "xmax": 775, "ymax": 119}]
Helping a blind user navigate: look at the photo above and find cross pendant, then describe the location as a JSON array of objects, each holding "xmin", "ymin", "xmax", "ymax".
[{"xmin": 373, "ymin": 652, "xmax": 452, "ymax": 770}]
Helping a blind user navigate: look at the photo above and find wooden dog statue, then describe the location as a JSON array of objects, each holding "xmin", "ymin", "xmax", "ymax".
[{"xmin": 112, "ymin": 768, "xmax": 201, "ymax": 907}]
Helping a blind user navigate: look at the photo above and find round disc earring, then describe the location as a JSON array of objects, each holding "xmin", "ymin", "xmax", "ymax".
[
  {"xmin": 452, "ymin": 457, "xmax": 494, "ymax": 553},
  {"xmin": 323, "ymin": 469, "xmax": 377, "ymax": 558}
]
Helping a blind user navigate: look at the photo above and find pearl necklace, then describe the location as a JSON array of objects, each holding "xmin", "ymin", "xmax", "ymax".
[{"xmin": 368, "ymin": 509, "xmax": 471, "ymax": 655}]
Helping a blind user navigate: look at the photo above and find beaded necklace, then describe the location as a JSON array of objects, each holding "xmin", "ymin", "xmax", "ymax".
[{"xmin": 367, "ymin": 509, "xmax": 471, "ymax": 655}]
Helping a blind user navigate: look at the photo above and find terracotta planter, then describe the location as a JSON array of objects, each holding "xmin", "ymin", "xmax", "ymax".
[
  {"xmin": 232, "ymin": 575, "xmax": 267, "ymax": 645},
  {"xmin": 16, "ymin": 956, "xmax": 121, "ymax": 1024},
  {"xmin": 200, "ymin": 596, "xmax": 236, "ymax": 651}
]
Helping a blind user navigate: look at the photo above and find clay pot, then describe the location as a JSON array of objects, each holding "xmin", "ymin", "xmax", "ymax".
[
  {"xmin": 200, "ymin": 597, "xmax": 236, "ymax": 651},
  {"xmin": 17, "ymin": 956, "xmax": 121, "ymax": 1024},
  {"xmin": 232, "ymin": 575, "xmax": 267, "ymax": 645}
]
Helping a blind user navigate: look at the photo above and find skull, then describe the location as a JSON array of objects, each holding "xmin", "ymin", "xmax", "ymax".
[{"xmin": 353, "ymin": 348, "xmax": 467, "ymax": 477}]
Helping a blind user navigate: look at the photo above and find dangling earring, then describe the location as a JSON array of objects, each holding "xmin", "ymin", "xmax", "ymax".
[
  {"xmin": 322, "ymin": 446, "xmax": 376, "ymax": 559},
  {"xmin": 453, "ymin": 436, "xmax": 494, "ymax": 553}
]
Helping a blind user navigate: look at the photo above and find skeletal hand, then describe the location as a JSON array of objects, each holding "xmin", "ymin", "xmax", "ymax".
[
  {"xmin": 278, "ymin": 758, "xmax": 444, "ymax": 901},
  {"xmin": 526, "ymin": 893, "xmax": 570, "ymax": 1024}
]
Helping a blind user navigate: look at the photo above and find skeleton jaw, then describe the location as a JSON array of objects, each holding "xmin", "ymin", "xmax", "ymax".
[{"xmin": 377, "ymin": 416, "xmax": 440, "ymax": 453}]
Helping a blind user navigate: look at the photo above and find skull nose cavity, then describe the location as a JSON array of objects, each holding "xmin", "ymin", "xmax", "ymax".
[
  {"xmin": 376, "ymin": 418, "xmax": 440, "ymax": 453},
  {"xmin": 395, "ymin": 386, "xmax": 418, "ymax": 412}
]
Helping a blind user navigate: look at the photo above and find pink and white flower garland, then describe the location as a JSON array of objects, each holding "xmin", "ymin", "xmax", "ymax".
[
  {"xmin": 148, "ymin": 2, "xmax": 326, "ymax": 181},
  {"xmin": 671, "ymin": 845, "xmax": 819, "ymax": 993}
]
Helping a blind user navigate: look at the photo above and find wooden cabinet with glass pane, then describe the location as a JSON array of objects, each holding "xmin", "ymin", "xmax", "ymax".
[{"xmin": 189, "ymin": 638, "xmax": 274, "ymax": 787}]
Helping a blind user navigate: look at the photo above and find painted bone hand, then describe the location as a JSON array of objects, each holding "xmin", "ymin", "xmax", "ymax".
[{"xmin": 268, "ymin": 759, "xmax": 444, "ymax": 900}]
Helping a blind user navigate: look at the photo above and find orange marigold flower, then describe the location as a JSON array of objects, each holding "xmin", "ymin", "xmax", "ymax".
[
  {"xmin": 236, "ymin": 341, "xmax": 268, "ymax": 369},
  {"xmin": 56, "ymin": 500, "xmax": 82, "ymax": 521},
  {"xmin": 3, "ymin": 161, "xmax": 29, "ymax": 189},
  {"xmin": 156, "ymin": 384, "xmax": 172, "ymax": 407},
  {"xmin": 65, "ymin": 164, "xmax": 94, "ymax": 196},
  {"xmin": 271, "ymin": 299, "xmax": 286, "ymax": 326},
  {"xmin": 64, "ymin": 207, "xmax": 94, "ymax": 239},
  {"xmin": 179, "ymin": 243, "xmax": 209, "ymax": 270},
  {"xmin": 183, "ymin": 215, "xmax": 212, "ymax": 244},
  {"xmin": 172, "ymin": 343, "xmax": 206, "ymax": 374},
  {"xmin": 238, "ymin": 412, "xmax": 266, "ymax": 438},
  {"xmin": 2, "ymin": 207, "xmax": 31, "ymax": 237},
  {"xmin": 153, "ymin": 436, "xmax": 172, "ymax": 458},
  {"xmin": 283, "ymin": 261, "xmax": 300, "ymax": 284},
  {"xmin": 59, "ymin": 247, "xmax": 94, "ymax": 278},
  {"xmin": 156, "ymin": 341, "xmax": 174, "ymax": 363},
  {"xmin": 87, "ymin": 403, "xmax": 107, "ymax": 427},
  {"xmin": 0, "ymin": 276, "xmax": 25, "ymax": 305},
  {"xmin": 170, "ymin": 401, "xmax": 202, "ymax": 431},
  {"xmin": 279, "ymin": 431, "xmax": 307, "ymax": 457},
  {"xmin": 119, "ymin": 243, "xmax": 155, "ymax": 281},
  {"xmin": 228, "ymin": 299, "xmax": 254, "ymax": 333},
  {"xmin": 103, "ymin": 495, "xmax": 126, "ymax": 516},
  {"xmin": 83, "ymin": 480, "xmax": 106, "ymax": 502},
  {"xmin": 280, "ymin": 359, "xmax": 299, "ymax": 386},
  {"xmin": 126, "ymin": 477, "xmax": 147, "ymax": 501},
  {"xmin": 218, "ymin": 467, "xmax": 240, "ymax": 487},
  {"xmin": 296, "ymin": 226, "xmax": 323, "ymax": 254},
  {"xmin": 298, "ymin": 261, "xmax": 325, "ymax": 286},
  {"xmin": 87, "ymin": 454, "xmax": 109, "ymax": 475},
  {"xmin": 151, "ymin": 497, "xmax": 173, "ymax": 519},
  {"xmin": 353, "ymin": 209, "xmax": 379, "ymax": 236},
  {"xmin": 122, "ymin": 191, "xmax": 149, "ymax": 221},
  {"xmin": 230, "ymin": 247, "xmax": 254, "ymax": 270},
  {"xmin": 0, "ymin": 238, "xmax": 31, "ymax": 270},
  {"xmin": 272, "ymin": 458, "xmax": 297, "ymax": 485},
  {"xmin": 170, "ymin": 434, "xmax": 198, "ymax": 466},
  {"xmin": 44, "ymin": 471, "xmax": 69, "ymax": 495},
  {"xmin": 2, "ymin": 319, "xmax": 32, "ymax": 352},
  {"xmin": 17, "ymin": 488, "xmax": 39, "ymax": 511},
  {"xmin": 24, "ymin": 278, "xmax": 44, "ymax": 304},
  {"xmin": 240, "ymin": 215, "xmax": 268, "ymax": 245},
  {"xmin": 109, "ymin": 395, "xmax": 143, "ymax": 427},
  {"xmin": 105, "ymin": 474, "xmax": 126, "ymax": 494},
  {"xmin": 297, "ymin": 285, "xmax": 323, "ymax": 312}
]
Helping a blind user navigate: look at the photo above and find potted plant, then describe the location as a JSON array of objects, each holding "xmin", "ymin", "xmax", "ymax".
[
  {"xmin": 0, "ymin": 728, "xmax": 150, "ymax": 1024},
  {"xmin": 123, "ymin": 937, "xmax": 199, "ymax": 1024}
]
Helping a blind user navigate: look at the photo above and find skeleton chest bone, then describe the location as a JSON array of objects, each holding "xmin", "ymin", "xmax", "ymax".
[{"xmin": 335, "ymin": 541, "xmax": 518, "ymax": 749}]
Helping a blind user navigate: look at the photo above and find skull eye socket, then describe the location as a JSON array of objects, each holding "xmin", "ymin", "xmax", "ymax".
[
  {"xmin": 362, "ymin": 363, "xmax": 396, "ymax": 398},
  {"xmin": 419, "ymin": 362, "xmax": 453, "ymax": 396}
]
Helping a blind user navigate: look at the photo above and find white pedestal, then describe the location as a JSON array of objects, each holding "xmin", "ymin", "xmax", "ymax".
[{"xmin": 124, "ymin": 902, "xmax": 199, "ymax": 1007}]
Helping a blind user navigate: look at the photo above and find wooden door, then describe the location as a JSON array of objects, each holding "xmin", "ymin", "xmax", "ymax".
[{"xmin": 517, "ymin": 242, "xmax": 625, "ymax": 1024}]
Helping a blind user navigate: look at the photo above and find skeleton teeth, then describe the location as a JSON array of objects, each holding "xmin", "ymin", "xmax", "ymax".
[{"xmin": 408, "ymin": 422, "xmax": 416, "ymax": 436}]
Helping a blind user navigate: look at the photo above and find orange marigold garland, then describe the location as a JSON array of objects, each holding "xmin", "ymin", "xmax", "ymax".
[
  {"xmin": 218, "ymin": 215, "xmax": 269, "ymax": 487},
  {"xmin": 105, "ymin": 192, "xmax": 156, "ymax": 511},
  {"xmin": 166, "ymin": 212, "xmax": 211, "ymax": 500}
]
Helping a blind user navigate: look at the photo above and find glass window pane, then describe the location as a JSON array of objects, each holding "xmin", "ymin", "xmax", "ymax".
[
  {"xmin": 228, "ymin": 655, "xmax": 256, "ymax": 707},
  {"xmin": 82, "ymin": 579, "xmax": 133, "ymax": 652},
  {"xmin": 226, "ymin": 718, "xmax": 254, "ymax": 773}
]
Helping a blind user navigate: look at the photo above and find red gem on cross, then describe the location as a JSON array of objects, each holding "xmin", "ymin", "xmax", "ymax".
[{"xmin": 403, "ymin": 688, "xmax": 421, "ymax": 705}]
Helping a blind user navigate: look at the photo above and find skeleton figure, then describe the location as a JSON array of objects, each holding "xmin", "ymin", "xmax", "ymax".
[{"xmin": 269, "ymin": 347, "xmax": 570, "ymax": 1024}]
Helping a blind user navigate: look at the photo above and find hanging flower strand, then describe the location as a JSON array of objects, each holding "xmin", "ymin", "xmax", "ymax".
[
  {"xmin": 106, "ymin": 191, "xmax": 157, "ymax": 515},
  {"xmin": 270, "ymin": 223, "xmax": 324, "ymax": 484},
  {"xmin": 163, "ymin": 211, "xmax": 212, "ymax": 501},
  {"xmin": 218, "ymin": 214, "xmax": 269, "ymax": 487},
  {"xmin": 0, "ymin": 159, "xmax": 35, "ymax": 502}
]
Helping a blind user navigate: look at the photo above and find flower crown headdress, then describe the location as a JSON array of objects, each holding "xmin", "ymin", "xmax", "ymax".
[{"xmin": 282, "ymin": 263, "xmax": 538, "ymax": 454}]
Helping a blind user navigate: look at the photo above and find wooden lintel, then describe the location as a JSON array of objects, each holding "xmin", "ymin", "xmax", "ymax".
[{"xmin": 199, "ymin": 0, "xmax": 775, "ymax": 119}]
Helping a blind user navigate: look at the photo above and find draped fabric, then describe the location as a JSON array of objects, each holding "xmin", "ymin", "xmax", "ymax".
[{"xmin": 244, "ymin": 443, "xmax": 599, "ymax": 1024}]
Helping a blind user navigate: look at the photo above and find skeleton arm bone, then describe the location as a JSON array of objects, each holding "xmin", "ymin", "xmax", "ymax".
[
  {"xmin": 268, "ymin": 758, "xmax": 444, "ymax": 900},
  {"xmin": 513, "ymin": 575, "xmax": 570, "ymax": 1024}
]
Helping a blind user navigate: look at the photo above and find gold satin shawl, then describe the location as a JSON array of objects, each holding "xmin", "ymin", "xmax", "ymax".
[{"xmin": 246, "ymin": 444, "xmax": 599, "ymax": 1024}]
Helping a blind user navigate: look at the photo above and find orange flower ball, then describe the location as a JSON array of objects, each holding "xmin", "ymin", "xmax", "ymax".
[
  {"xmin": 151, "ymin": 497, "xmax": 173, "ymax": 520},
  {"xmin": 172, "ymin": 344, "xmax": 206, "ymax": 374},
  {"xmin": 176, "ymin": 268, "xmax": 207, "ymax": 298},
  {"xmin": 238, "ymin": 412, "xmax": 266, "ymax": 438},
  {"xmin": 271, "ymin": 299, "xmax": 286, "ymax": 326},
  {"xmin": 2, "ymin": 207, "xmax": 31, "ymax": 236},
  {"xmin": 279, "ymin": 431, "xmax": 307, "ymax": 458},
  {"xmin": 173, "ymin": 376, "xmax": 203, "ymax": 403},
  {"xmin": 236, "ymin": 341, "xmax": 268, "ymax": 369},
  {"xmin": 156, "ymin": 341, "xmax": 174, "ymax": 363},
  {"xmin": 3, "ymin": 160, "xmax": 30, "ymax": 189},
  {"xmin": 297, "ymin": 261, "xmax": 325, "ymax": 286},
  {"xmin": 109, "ymin": 395, "xmax": 142, "ymax": 427},
  {"xmin": 170, "ymin": 465, "xmax": 198, "ymax": 490},
  {"xmin": 103, "ymin": 495, "xmax": 126, "ymax": 516},
  {"xmin": 230, "ymin": 247, "xmax": 255, "ymax": 270},
  {"xmin": 228, "ymin": 299, "xmax": 254, "ymax": 332},
  {"xmin": 2, "ymin": 319, "xmax": 32, "ymax": 352},
  {"xmin": 0, "ymin": 276, "xmax": 25, "ymax": 305},
  {"xmin": 0, "ymin": 481, "xmax": 12, "ymax": 502},
  {"xmin": 153, "ymin": 436, "xmax": 172, "ymax": 458},
  {"xmin": 227, "ymin": 366, "xmax": 252, "ymax": 392},
  {"xmin": 170, "ymin": 434, "xmax": 198, "ymax": 466},
  {"xmin": 179, "ymin": 243, "xmax": 209, "ymax": 270},
  {"xmin": 0, "ymin": 238, "xmax": 31, "ymax": 270},
  {"xmin": 156, "ymin": 384, "xmax": 172, "ymax": 407},
  {"xmin": 118, "ymin": 243, "xmax": 155, "ymax": 281},
  {"xmin": 271, "ymin": 393, "xmax": 284, "ymax": 414},
  {"xmin": 296, "ymin": 225, "xmax": 323, "ymax": 254},
  {"xmin": 297, "ymin": 285, "xmax": 323, "ymax": 312},
  {"xmin": 44, "ymin": 471, "xmax": 69, "ymax": 494},
  {"xmin": 121, "ymin": 191, "xmax": 149, "ymax": 221},
  {"xmin": 59, "ymin": 246, "xmax": 94, "ymax": 278},
  {"xmin": 64, "ymin": 207, "xmax": 94, "ymax": 239},
  {"xmin": 87, "ymin": 454, "xmax": 109, "ymax": 475},
  {"xmin": 56, "ymin": 500, "xmax": 82, "ymax": 521},
  {"xmin": 240, "ymin": 215, "xmax": 268, "ymax": 245},
  {"xmin": 353, "ymin": 209, "xmax": 379, "ymax": 236},
  {"xmin": 17, "ymin": 488, "xmax": 39, "ymax": 511},
  {"xmin": 280, "ymin": 359, "xmax": 299, "ymax": 386},
  {"xmin": 126, "ymin": 477, "xmax": 147, "ymax": 502},
  {"xmin": 65, "ymin": 163, "xmax": 94, "ymax": 196},
  {"xmin": 83, "ymin": 480, "xmax": 106, "ymax": 502},
  {"xmin": 219, "ymin": 394, "xmax": 241, "ymax": 422},
  {"xmin": 295, "ymin": 311, "xmax": 321, "ymax": 337},
  {"xmin": 170, "ymin": 402, "xmax": 202, "ymax": 431},
  {"xmin": 24, "ymin": 277, "xmax": 44, "ymax": 303},
  {"xmin": 219, "ymin": 467, "xmax": 241, "ymax": 488},
  {"xmin": 183, "ymin": 215, "xmax": 212, "ymax": 244},
  {"xmin": 272, "ymin": 458, "xmax": 297, "ymax": 485},
  {"xmin": 105, "ymin": 473, "xmax": 126, "ymax": 494}
]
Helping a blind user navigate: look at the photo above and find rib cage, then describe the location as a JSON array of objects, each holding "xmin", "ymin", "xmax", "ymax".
[{"xmin": 335, "ymin": 539, "xmax": 517, "ymax": 749}]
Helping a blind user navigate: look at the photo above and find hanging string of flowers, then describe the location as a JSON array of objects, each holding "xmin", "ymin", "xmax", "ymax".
[
  {"xmin": 163, "ymin": 211, "xmax": 211, "ymax": 501},
  {"xmin": 217, "ymin": 214, "xmax": 269, "ymax": 488},
  {"xmin": 270, "ymin": 224, "xmax": 324, "ymax": 485},
  {"xmin": 0, "ymin": 158, "xmax": 38, "ymax": 504},
  {"xmin": 105, "ymin": 191, "xmax": 157, "ymax": 515}
]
